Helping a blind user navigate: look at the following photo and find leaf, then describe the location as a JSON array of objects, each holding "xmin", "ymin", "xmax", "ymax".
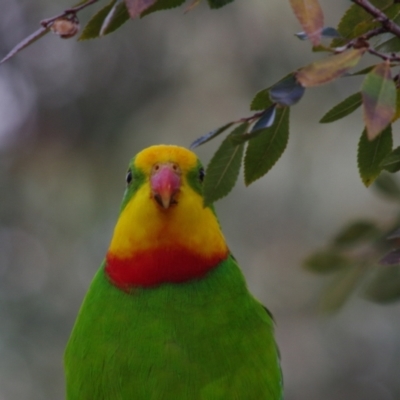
[
  {"xmin": 269, "ymin": 74, "xmax": 305, "ymax": 106},
  {"xmin": 251, "ymin": 106, "xmax": 277, "ymax": 132},
  {"xmin": 140, "ymin": 0, "xmax": 186, "ymax": 16},
  {"xmin": 250, "ymin": 75, "xmax": 292, "ymax": 111},
  {"xmin": 202, "ymin": 123, "xmax": 247, "ymax": 206},
  {"xmin": 244, "ymin": 107, "xmax": 290, "ymax": 185},
  {"xmin": 333, "ymin": 220, "xmax": 381, "ymax": 248},
  {"xmin": 124, "ymin": 0, "xmax": 157, "ymax": 18},
  {"xmin": 304, "ymin": 251, "xmax": 353, "ymax": 274},
  {"xmin": 380, "ymin": 147, "xmax": 400, "ymax": 173},
  {"xmin": 311, "ymin": 44, "xmax": 333, "ymax": 53},
  {"xmin": 320, "ymin": 263, "xmax": 366, "ymax": 313},
  {"xmin": 380, "ymin": 249, "xmax": 400, "ymax": 265},
  {"xmin": 100, "ymin": 0, "xmax": 130, "ymax": 36},
  {"xmin": 190, "ymin": 121, "xmax": 235, "ymax": 149},
  {"xmin": 332, "ymin": 0, "xmax": 393, "ymax": 47},
  {"xmin": 376, "ymin": 36, "xmax": 400, "ymax": 53},
  {"xmin": 364, "ymin": 265, "xmax": 400, "ymax": 303},
  {"xmin": 230, "ymin": 106, "xmax": 277, "ymax": 145},
  {"xmin": 250, "ymin": 88, "xmax": 274, "ymax": 111},
  {"xmin": 79, "ymin": 0, "xmax": 128, "ymax": 40},
  {"xmin": 362, "ymin": 62, "xmax": 396, "ymax": 140},
  {"xmin": 295, "ymin": 26, "xmax": 340, "ymax": 40},
  {"xmin": 0, "ymin": 26, "xmax": 49, "ymax": 65},
  {"xmin": 347, "ymin": 65, "xmax": 376, "ymax": 77},
  {"xmin": 296, "ymin": 49, "xmax": 365, "ymax": 87},
  {"xmin": 289, "ymin": 0, "xmax": 324, "ymax": 46},
  {"xmin": 373, "ymin": 172, "xmax": 400, "ymax": 199},
  {"xmin": 207, "ymin": 0, "xmax": 234, "ymax": 9},
  {"xmin": 393, "ymin": 88, "xmax": 400, "ymax": 122},
  {"xmin": 357, "ymin": 126, "xmax": 393, "ymax": 187},
  {"xmin": 319, "ymin": 92, "xmax": 362, "ymax": 123}
]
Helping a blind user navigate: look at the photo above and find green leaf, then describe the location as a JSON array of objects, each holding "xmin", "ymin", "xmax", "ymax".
[
  {"xmin": 231, "ymin": 106, "xmax": 277, "ymax": 145},
  {"xmin": 357, "ymin": 125, "xmax": 393, "ymax": 187},
  {"xmin": 364, "ymin": 265, "xmax": 400, "ymax": 303},
  {"xmin": 244, "ymin": 107, "xmax": 290, "ymax": 185},
  {"xmin": 203, "ymin": 123, "xmax": 247, "ymax": 206},
  {"xmin": 79, "ymin": 0, "xmax": 130, "ymax": 40},
  {"xmin": 250, "ymin": 88, "xmax": 274, "ymax": 111},
  {"xmin": 304, "ymin": 251, "xmax": 353, "ymax": 274},
  {"xmin": 101, "ymin": 0, "xmax": 130, "ymax": 36},
  {"xmin": 393, "ymin": 88, "xmax": 400, "ymax": 122},
  {"xmin": 333, "ymin": 220, "xmax": 381, "ymax": 248},
  {"xmin": 373, "ymin": 172, "xmax": 400, "ymax": 200},
  {"xmin": 381, "ymin": 147, "xmax": 400, "ymax": 173},
  {"xmin": 362, "ymin": 62, "xmax": 396, "ymax": 140},
  {"xmin": 332, "ymin": 0, "xmax": 393, "ymax": 47},
  {"xmin": 320, "ymin": 264, "xmax": 366, "ymax": 313},
  {"xmin": 207, "ymin": 0, "xmax": 234, "ymax": 9},
  {"xmin": 347, "ymin": 65, "xmax": 375, "ymax": 77},
  {"xmin": 319, "ymin": 92, "xmax": 362, "ymax": 123},
  {"xmin": 140, "ymin": 0, "xmax": 186, "ymax": 17},
  {"xmin": 296, "ymin": 49, "xmax": 365, "ymax": 87},
  {"xmin": 190, "ymin": 122, "xmax": 235, "ymax": 149},
  {"xmin": 376, "ymin": 36, "xmax": 400, "ymax": 53}
]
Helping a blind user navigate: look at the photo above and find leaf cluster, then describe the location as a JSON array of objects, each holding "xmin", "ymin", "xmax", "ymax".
[
  {"xmin": 304, "ymin": 173, "xmax": 400, "ymax": 312},
  {"xmin": 4, "ymin": 0, "xmax": 400, "ymax": 308}
]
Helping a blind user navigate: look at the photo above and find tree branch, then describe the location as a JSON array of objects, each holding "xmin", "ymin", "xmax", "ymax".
[
  {"xmin": 40, "ymin": 0, "xmax": 100, "ymax": 28},
  {"xmin": 351, "ymin": 0, "xmax": 400, "ymax": 38}
]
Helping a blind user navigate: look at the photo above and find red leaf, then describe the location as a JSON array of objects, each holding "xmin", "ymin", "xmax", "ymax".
[
  {"xmin": 289, "ymin": 0, "xmax": 324, "ymax": 46},
  {"xmin": 124, "ymin": 0, "xmax": 157, "ymax": 18},
  {"xmin": 362, "ymin": 61, "xmax": 396, "ymax": 141}
]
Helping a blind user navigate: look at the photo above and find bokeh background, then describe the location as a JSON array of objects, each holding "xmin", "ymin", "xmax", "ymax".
[{"xmin": 1, "ymin": 0, "xmax": 400, "ymax": 399}]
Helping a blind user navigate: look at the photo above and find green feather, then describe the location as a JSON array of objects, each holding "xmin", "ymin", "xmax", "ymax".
[{"xmin": 65, "ymin": 256, "xmax": 282, "ymax": 399}]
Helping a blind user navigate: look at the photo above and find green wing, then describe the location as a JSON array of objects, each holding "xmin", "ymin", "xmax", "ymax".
[{"xmin": 65, "ymin": 256, "xmax": 283, "ymax": 399}]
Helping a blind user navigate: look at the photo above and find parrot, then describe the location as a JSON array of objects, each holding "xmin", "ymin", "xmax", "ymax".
[{"xmin": 64, "ymin": 144, "xmax": 283, "ymax": 399}]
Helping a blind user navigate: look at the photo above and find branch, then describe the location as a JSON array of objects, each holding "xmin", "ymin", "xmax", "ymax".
[
  {"xmin": 0, "ymin": 0, "xmax": 100, "ymax": 64},
  {"xmin": 40, "ymin": 0, "xmax": 100, "ymax": 28},
  {"xmin": 368, "ymin": 47, "xmax": 400, "ymax": 62},
  {"xmin": 351, "ymin": 0, "xmax": 400, "ymax": 38}
]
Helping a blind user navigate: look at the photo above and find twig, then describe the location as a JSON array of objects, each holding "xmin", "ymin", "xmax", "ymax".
[
  {"xmin": 41, "ymin": 0, "xmax": 100, "ymax": 28},
  {"xmin": 368, "ymin": 47, "xmax": 400, "ymax": 62},
  {"xmin": 238, "ymin": 110, "xmax": 267, "ymax": 124},
  {"xmin": 351, "ymin": 0, "xmax": 400, "ymax": 38}
]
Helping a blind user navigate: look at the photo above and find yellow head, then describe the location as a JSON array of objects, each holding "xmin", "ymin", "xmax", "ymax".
[{"xmin": 106, "ymin": 145, "xmax": 229, "ymax": 287}]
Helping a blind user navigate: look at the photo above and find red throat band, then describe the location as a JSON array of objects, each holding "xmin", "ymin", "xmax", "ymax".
[{"xmin": 105, "ymin": 247, "xmax": 228, "ymax": 288}]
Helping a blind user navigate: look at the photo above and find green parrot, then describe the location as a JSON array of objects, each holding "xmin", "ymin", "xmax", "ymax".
[{"xmin": 64, "ymin": 145, "xmax": 283, "ymax": 399}]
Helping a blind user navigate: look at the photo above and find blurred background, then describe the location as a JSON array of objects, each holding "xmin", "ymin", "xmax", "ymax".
[{"xmin": 1, "ymin": 0, "xmax": 400, "ymax": 399}]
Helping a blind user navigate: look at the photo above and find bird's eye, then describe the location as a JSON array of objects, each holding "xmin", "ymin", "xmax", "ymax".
[
  {"xmin": 126, "ymin": 170, "xmax": 133, "ymax": 185},
  {"xmin": 198, "ymin": 167, "xmax": 205, "ymax": 182}
]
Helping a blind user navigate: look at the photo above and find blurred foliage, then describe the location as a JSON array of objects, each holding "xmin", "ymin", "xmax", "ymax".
[
  {"xmin": 4, "ymin": 0, "xmax": 400, "ymax": 204},
  {"xmin": 305, "ymin": 172, "xmax": 400, "ymax": 312},
  {"xmin": 1, "ymin": 0, "xmax": 400, "ymax": 323}
]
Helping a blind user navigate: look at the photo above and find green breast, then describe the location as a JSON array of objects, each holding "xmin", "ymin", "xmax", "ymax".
[{"xmin": 64, "ymin": 257, "xmax": 282, "ymax": 400}]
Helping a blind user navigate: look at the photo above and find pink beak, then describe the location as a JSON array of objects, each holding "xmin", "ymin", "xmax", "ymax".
[{"xmin": 150, "ymin": 163, "xmax": 181, "ymax": 209}]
